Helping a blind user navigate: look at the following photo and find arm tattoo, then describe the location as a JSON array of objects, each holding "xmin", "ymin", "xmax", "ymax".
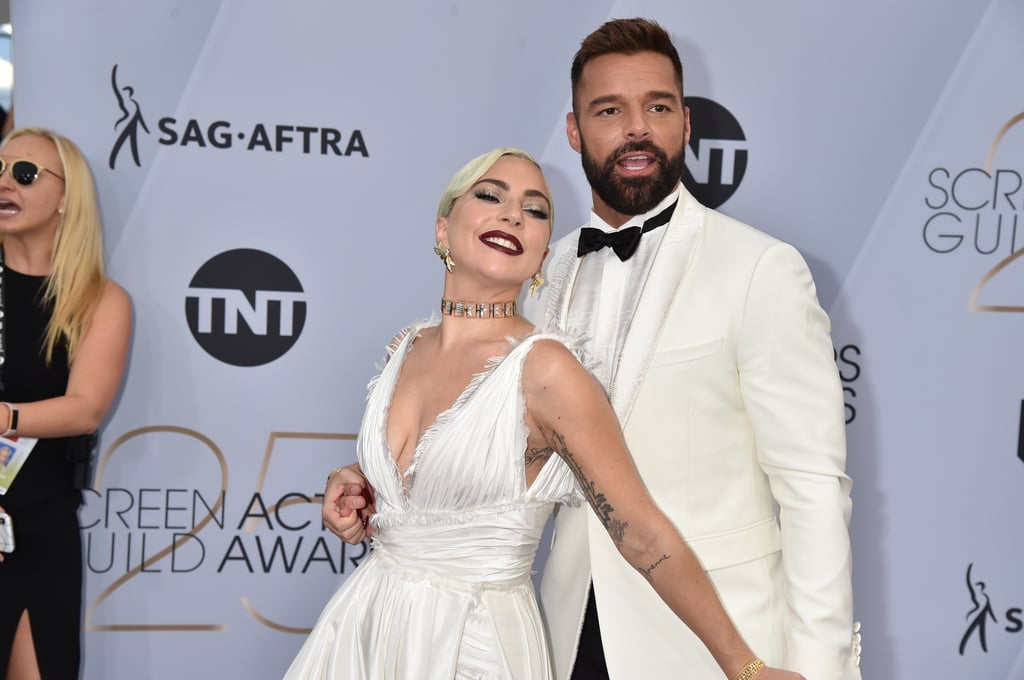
[
  {"xmin": 638, "ymin": 554, "xmax": 671, "ymax": 583},
  {"xmin": 547, "ymin": 429, "xmax": 629, "ymax": 547},
  {"xmin": 525, "ymin": 446, "xmax": 554, "ymax": 467}
]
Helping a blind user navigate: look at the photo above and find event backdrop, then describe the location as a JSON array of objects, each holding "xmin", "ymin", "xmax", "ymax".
[{"xmin": 9, "ymin": 0, "xmax": 1024, "ymax": 678}]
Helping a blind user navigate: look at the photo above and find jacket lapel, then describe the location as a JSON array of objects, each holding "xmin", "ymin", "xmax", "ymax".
[
  {"xmin": 542, "ymin": 233, "xmax": 583, "ymax": 331},
  {"xmin": 610, "ymin": 189, "xmax": 705, "ymax": 423}
]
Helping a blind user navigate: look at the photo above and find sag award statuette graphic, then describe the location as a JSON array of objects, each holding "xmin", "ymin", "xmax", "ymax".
[
  {"xmin": 957, "ymin": 563, "xmax": 1024, "ymax": 657},
  {"xmin": 967, "ymin": 111, "xmax": 1024, "ymax": 313},
  {"xmin": 108, "ymin": 64, "xmax": 150, "ymax": 170},
  {"xmin": 961, "ymin": 563, "xmax": 998, "ymax": 655}
]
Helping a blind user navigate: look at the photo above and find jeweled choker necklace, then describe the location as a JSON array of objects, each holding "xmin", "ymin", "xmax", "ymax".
[{"xmin": 440, "ymin": 298, "xmax": 517, "ymax": 319}]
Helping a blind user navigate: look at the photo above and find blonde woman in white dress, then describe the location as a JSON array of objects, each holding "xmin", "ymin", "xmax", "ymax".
[{"xmin": 287, "ymin": 148, "xmax": 802, "ymax": 680}]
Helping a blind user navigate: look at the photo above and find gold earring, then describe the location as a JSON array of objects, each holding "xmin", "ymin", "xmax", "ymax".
[
  {"xmin": 433, "ymin": 240, "xmax": 454, "ymax": 273},
  {"xmin": 529, "ymin": 271, "xmax": 544, "ymax": 297}
]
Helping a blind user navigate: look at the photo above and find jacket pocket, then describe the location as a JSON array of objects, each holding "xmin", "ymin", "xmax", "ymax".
[{"xmin": 649, "ymin": 337, "xmax": 724, "ymax": 367}]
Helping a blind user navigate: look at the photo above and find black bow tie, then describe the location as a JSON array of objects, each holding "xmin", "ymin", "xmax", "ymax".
[{"xmin": 576, "ymin": 200, "xmax": 677, "ymax": 261}]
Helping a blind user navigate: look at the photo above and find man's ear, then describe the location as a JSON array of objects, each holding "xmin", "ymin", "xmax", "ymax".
[{"xmin": 566, "ymin": 112, "xmax": 582, "ymax": 154}]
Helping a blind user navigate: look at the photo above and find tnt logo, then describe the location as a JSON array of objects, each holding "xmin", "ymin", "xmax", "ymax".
[
  {"xmin": 185, "ymin": 249, "xmax": 307, "ymax": 366},
  {"xmin": 1018, "ymin": 400, "xmax": 1024, "ymax": 465},
  {"xmin": 683, "ymin": 97, "xmax": 748, "ymax": 209}
]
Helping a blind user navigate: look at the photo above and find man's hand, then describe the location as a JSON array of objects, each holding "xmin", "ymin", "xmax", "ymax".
[
  {"xmin": 755, "ymin": 666, "xmax": 805, "ymax": 680},
  {"xmin": 322, "ymin": 465, "xmax": 376, "ymax": 544}
]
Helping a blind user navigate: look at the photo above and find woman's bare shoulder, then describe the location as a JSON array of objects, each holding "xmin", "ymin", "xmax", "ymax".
[
  {"xmin": 522, "ymin": 336, "xmax": 592, "ymax": 391},
  {"xmin": 95, "ymin": 278, "xmax": 131, "ymax": 322}
]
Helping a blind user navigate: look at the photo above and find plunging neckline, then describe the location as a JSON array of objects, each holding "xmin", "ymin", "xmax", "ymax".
[{"xmin": 383, "ymin": 323, "xmax": 526, "ymax": 491}]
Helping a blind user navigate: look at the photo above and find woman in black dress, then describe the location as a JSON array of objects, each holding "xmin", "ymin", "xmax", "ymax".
[{"xmin": 0, "ymin": 128, "xmax": 131, "ymax": 679}]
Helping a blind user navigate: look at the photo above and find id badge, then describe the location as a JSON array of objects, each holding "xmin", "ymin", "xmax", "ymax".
[{"xmin": 0, "ymin": 436, "xmax": 39, "ymax": 495}]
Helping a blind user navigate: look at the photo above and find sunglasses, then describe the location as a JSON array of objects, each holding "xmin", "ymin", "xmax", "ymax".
[{"xmin": 0, "ymin": 157, "xmax": 65, "ymax": 186}]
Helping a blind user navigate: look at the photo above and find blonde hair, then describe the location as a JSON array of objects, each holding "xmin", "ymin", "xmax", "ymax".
[
  {"xmin": 436, "ymin": 147, "xmax": 554, "ymax": 230},
  {"xmin": 1, "ymin": 127, "xmax": 107, "ymax": 362}
]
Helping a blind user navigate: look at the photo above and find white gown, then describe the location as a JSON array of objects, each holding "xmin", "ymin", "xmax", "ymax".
[{"xmin": 284, "ymin": 322, "xmax": 582, "ymax": 679}]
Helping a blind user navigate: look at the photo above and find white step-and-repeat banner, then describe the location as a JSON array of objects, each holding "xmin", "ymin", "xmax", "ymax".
[{"xmin": 9, "ymin": 0, "xmax": 1023, "ymax": 678}]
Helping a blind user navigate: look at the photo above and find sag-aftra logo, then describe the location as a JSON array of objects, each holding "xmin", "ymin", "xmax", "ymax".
[{"xmin": 108, "ymin": 64, "xmax": 368, "ymax": 170}]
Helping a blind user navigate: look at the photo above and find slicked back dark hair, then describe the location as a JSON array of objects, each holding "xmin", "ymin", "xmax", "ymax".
[{"xmin": 570, "ymin": 18, "xmax": 684, "ymax": 114}]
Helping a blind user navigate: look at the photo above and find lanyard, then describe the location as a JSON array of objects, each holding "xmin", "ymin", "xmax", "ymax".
[{"xmin": 0, "ymin": 245, "xmax": 6, "ymax": 391}]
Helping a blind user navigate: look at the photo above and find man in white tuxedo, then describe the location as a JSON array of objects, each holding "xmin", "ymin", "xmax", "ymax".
[{"xmin": 525, "ymin": 18, "xmax": 861, "ymax": 680}]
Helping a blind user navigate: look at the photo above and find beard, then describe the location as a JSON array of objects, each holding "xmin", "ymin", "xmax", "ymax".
[{"xmin": 580, "ymin": 138, "xmax": 685, "ymax": 217}]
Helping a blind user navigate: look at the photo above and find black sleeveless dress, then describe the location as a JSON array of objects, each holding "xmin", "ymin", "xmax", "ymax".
[{"xmin": 0, "ymin": 267, "xmax": 84, "ymax": 680}]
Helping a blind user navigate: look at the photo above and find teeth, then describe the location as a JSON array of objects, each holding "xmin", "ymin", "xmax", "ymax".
[
  {"xmin": 619, "ymin": 154, "xmax": 652, "ymax": 171},
  {"xmin": 484, "ymin": 236, "xmax": 520, "ymax": 252}
]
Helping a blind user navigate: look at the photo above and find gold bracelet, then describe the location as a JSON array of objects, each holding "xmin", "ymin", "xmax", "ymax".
[{"xmin": 734, "ymin": 658, "xmax": 765, "ymax": 680}]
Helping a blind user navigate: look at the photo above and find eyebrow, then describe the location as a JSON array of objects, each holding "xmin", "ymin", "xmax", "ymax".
[
  {"xmin": 586, "ymin": 90, "xmax": 680, "ymax": 110},
  {"xmin": 475, "ymin": 178, "xmax": 551, "ymax": 206}
]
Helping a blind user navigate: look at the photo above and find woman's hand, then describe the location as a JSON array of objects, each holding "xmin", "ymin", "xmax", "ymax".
[
  {"xmin": 0, "ymin": 504, "xmax": 7, "ymax": 563},
  {"xmin": 322, "ymin": 465, "xmax": 376, "ymax": 544}
]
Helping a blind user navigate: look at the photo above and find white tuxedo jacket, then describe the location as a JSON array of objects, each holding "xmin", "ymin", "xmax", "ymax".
[{"xmin": 527, "ymin": 187, "xmax": 861, "ymax": 680}]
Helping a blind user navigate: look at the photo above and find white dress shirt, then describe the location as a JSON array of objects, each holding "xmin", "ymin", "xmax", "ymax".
[{"xmin": 567, "ymin": 188, "xmax": 681, "ymax": 398}]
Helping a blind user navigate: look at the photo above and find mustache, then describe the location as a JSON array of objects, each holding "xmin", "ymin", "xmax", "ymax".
[{"xmin": 608, "ymin": 140, "xmax": 669, "ymax": 164}]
